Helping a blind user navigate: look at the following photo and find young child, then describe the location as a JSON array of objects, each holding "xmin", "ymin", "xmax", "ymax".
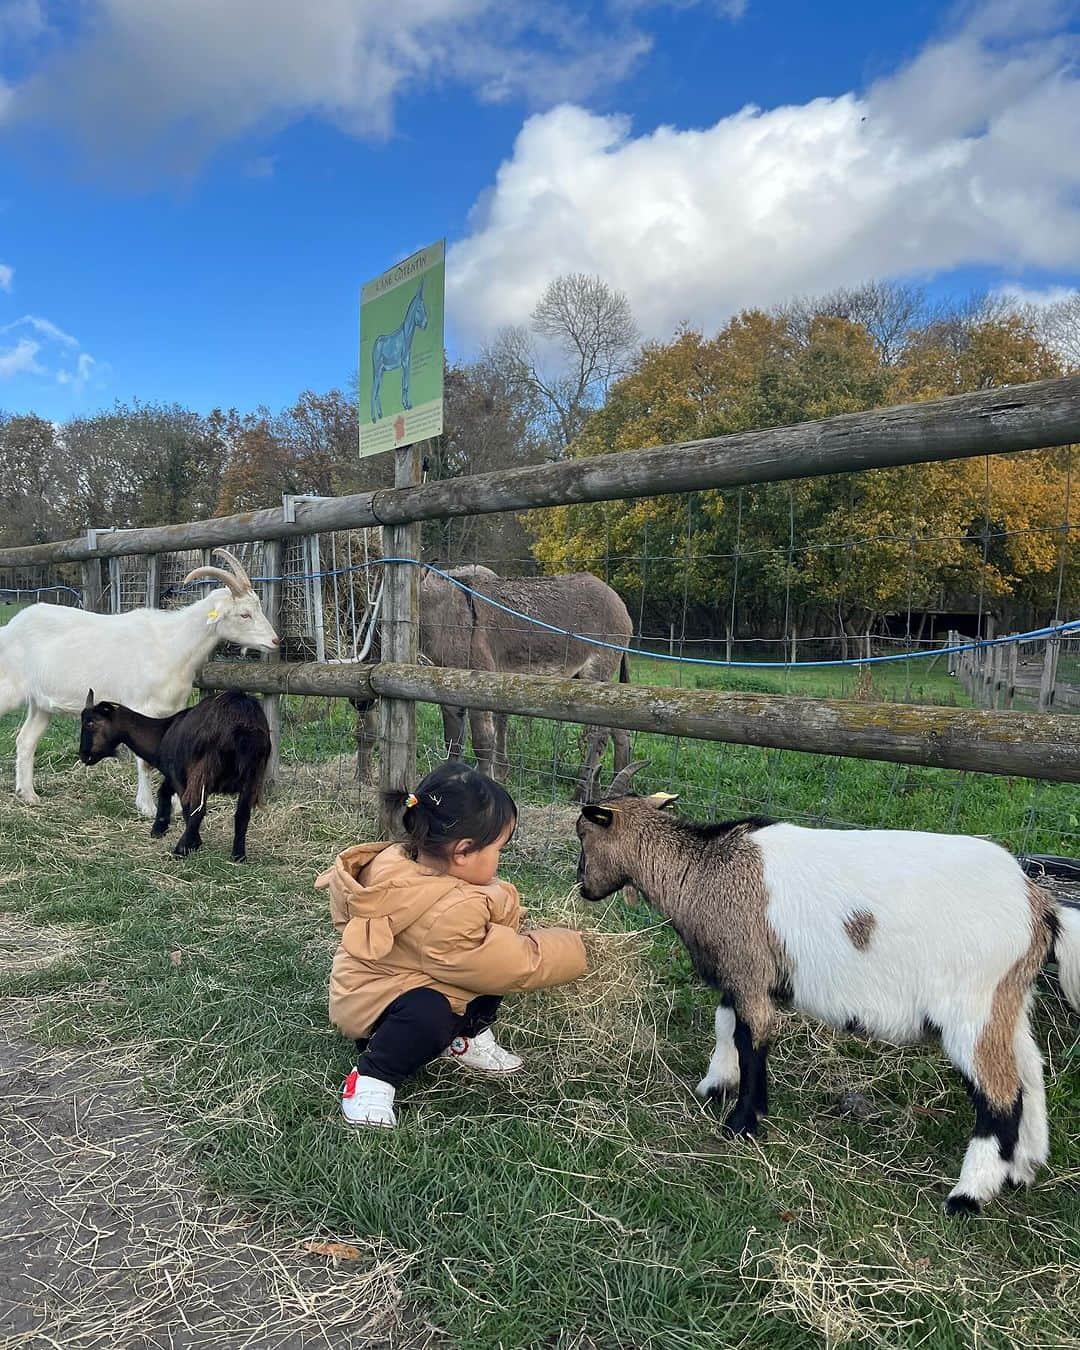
[{"xmin": 316, "ymin": 761, "xmax": 588, "ymax": 1129}]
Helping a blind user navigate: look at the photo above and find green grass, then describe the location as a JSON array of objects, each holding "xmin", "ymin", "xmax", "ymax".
[{"xmin": 1, "ymin": 709, "xmax": 1079, "ymax": 1348}]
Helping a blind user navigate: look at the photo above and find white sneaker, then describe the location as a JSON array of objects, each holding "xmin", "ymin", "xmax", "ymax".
[
  {"xmin": 441, "ymin": 1028, "xmax": 523, "ymax": 1075},
  {"xmin": 341, "ymin": 1069, "xmax": 396, "ymax": 1128}
]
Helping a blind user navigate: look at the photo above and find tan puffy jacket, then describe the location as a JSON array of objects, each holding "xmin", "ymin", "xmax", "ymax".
[{"xmin": 317, "ymin": 841, "xmax": 588, "ymax": 1039}]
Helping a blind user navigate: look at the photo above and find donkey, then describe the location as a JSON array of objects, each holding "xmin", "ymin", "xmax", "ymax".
[
  {"xmin": 419, "ymin": 569, "xmax": 634, "ymax": 798},
  {"xmin": 371, "ymin": 278, "xmax": 429, "ymax": 421}
]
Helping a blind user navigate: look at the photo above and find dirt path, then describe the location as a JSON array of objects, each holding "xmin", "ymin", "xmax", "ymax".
[{"xmin": 0, "ymin": 916, "xmax": 433, "ymax": 1350}]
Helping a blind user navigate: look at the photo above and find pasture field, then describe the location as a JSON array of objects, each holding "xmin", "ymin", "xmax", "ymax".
[{"xmin": 1, "ymin": 672, "xmax": 1078, "ymax": 1348}]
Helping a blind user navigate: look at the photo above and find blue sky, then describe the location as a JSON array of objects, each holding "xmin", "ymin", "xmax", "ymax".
[{"xmin": 1, "ymin": 0, "xmax": 1078, "ymax": 421}]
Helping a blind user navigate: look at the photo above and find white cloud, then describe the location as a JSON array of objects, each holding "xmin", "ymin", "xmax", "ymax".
[
  {"xmin": 0, "ymin": 1, "xmax": 683, "ymax": 173},
  {"xmin": 0, "ymin": 261, "xmax": 12, "ymax": 291},
  {"xmin": 0, "ymin": 313, "xmax": 79, "ymax": 345},
  {"xmin": 55, "ymin": 351, "xmax": 97, "ymax": 393},
  {"xmin": 0, "ymin": 315, "xmax": 99, "ymax": 388},
  {"xmin": 447, "ymin": 6, "xmax": 1080, "ymax": 345},
  {"xmin": 0, "ymin": 336, "xmax": 43, "ymax": 377},
  {"xmin": 994, "ymin": 282, "xmax": 1079, "ymax": 310}
]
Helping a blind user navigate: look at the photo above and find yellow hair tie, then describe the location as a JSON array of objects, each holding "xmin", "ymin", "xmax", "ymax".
[{"xmin": 404, "ymin": 793, "xmax": 419, "ymax": 809}]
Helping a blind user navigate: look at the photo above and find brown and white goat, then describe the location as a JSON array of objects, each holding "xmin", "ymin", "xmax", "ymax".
[
  {"xmin": 80, "ymin": 690, "xmax": 271, "ymax": 861},
  {"xmin": 575, "ymin": 765, "xmax": 1080, "ymax": 1215}
]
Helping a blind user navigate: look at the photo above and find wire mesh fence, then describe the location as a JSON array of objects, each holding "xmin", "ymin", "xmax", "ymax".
[{"xmin": 1, "ymin": 447, "xmax": 1078, "ymax": 867}]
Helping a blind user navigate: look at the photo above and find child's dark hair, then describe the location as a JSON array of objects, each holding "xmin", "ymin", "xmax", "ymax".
[{"xmin": 383, "ymin": 761, "xmax": 517, "ymax": 860}]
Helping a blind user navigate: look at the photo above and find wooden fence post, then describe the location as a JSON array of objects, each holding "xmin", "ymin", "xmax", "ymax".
[
  {"xmin": 378, "ymin": 443, "xmax": 423, "ymax": 834},
  {"xmin": 1039, "ymin": 636, "xmax": 1061, "ymax": 712},
  {"xmin": 990, "ymin": 643, "xmax": 1004, "ymax": 710},
  {"xmin": 146, "ymin": 553, "xmax": 161, "ymax": 609},
  {"xmin": 262, "ymin": 539, "xmax": 283, "ymax": 790},
  {"xmin": 1006, "ymin": 640, "xmax": 1018, "ymax": 710},
  {"xmin": 80, "ymin": 530, "xmax": 105, "ymax": 612}
]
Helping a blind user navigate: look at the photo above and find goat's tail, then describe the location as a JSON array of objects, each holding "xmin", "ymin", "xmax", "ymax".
[
  {"xmin": 619, "ymin": 651, "xmax": 630, "ymax": 683},
  {"xmin": 1053, "ymin": 902, "xmax": 1080, "ymax": 1011}
]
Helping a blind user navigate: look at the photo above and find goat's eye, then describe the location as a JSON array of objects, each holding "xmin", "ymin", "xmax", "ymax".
[{"xmin": 241, "ymin": 613, "xmax": 251, "ymax": 620}]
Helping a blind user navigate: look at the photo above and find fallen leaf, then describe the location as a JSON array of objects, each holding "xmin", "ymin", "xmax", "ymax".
[
  {"xmin": 778, "ymin": 1210, "xmax": 796, "ymax": 1223},
  {"xmin": 168, "ymin": 949, "xmax": 183, "ymax": 967},
  {"xmin": 305, "ymin": 1240, "xmax": 365, "ymax": 1261}
]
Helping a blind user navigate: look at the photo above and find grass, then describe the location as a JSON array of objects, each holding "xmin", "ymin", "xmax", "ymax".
[{"xmin": 1, "ymin": 704, "xmax": 1079, "ymax": 1348}]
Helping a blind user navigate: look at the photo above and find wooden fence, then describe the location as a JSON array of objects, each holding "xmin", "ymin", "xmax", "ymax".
[
  {"xmin": 2, "ymin": 372, "xmax": 1080, "ymax": 819},
  {"xmin": 951, "ymin": 630, "xmax": 1080, "ymax": 712}
]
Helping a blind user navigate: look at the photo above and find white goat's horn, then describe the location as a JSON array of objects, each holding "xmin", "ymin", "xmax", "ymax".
[
  {"xmin": 181, "ymin": 565, "xmax": 246, "ymax": 597},
  {"xmin": 212, "ymin": 547, "xmax": 253, "ymax": 589},
  {"xmin": 606, "ymin": 759, "xmax": 650, "ymax": 797}
]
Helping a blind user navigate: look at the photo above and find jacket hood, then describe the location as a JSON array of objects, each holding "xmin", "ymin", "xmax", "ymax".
[{"xmin": 315, "ymin": 841, "xmax": 466, "ymax": 960}]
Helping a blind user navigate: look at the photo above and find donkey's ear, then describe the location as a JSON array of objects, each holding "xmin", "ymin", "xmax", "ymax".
[{"xmin": 581, "ymin": 805, "xmax": 614, "ymax": 828}]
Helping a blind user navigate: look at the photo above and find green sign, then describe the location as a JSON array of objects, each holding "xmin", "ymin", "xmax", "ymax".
[{"xmin": 358, "ymin": 239, "xmax": 445, "ymax": 457}]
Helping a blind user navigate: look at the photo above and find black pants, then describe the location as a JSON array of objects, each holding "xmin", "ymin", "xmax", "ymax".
[{"xmin": 356, "ymin": 987, "xmax": 502, "ymax": 1088}]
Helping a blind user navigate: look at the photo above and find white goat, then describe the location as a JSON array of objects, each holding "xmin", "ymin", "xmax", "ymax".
[
  {"xmin": 576, "ymin": 765, "xmax": 1080, "ymax": 1215},
  {"xmin": 0, "ymin": 549, "xmax": 279, "ymax": 815}
]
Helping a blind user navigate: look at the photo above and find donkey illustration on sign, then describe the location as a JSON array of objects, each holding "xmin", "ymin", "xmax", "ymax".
[{"xmin": 370, "ymin": 278, "xmax": 429, "ymax": 422}]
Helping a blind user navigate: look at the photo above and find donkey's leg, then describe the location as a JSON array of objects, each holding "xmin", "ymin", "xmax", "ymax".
[
  {"xmin": 355, "ymin": 701, "xmax": 378, "ymax": 783},
  {"xmin": 573, "ymin": 725, "xmax": 611, "ymax": 802},
  {"xmin": 469, "ymin": 709, "xmax": 496, "ymax": 778},
  {"xmin": 15, "ymin": 703, "xmax": 50, "ymax": 805},
  {"xmin": 441, "ymin": 706, "xmax": 467, "ymax": 760},
  {"xmin": 611, "ymin": 727, "xmax": 632, "ymax": 774},
  {"xmin": 493, "ymin": 712, "xmax": 510, "ymax": 779}
]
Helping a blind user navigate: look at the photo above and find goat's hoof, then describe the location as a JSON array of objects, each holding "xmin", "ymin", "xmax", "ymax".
[
  {"xmin": 231, "ymin": 852, "xmax": 247, "ymax": 863},
  {"xmin": 944, "ymin": 1194, "xmax": 981, "ymax": 1217},
  {"xmin": 150, "ymin": 822, "xmax": 169, "ymax": 838},
  {"xmin": 722, "ymin": 1107, "xmax": 761, "ymax": 1138}
]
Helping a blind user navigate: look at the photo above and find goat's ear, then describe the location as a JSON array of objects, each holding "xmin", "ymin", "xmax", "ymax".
[
  {"xmin": 581, "ymin": 805, "xmax": 615, "ymax": 829},
  {"xmin": 646, "ymin": 792, "xmax": 679, "ymax": 811},
  {"xmin": 85, "ymin": 689, "xmax": 95, "ymax": 709}
]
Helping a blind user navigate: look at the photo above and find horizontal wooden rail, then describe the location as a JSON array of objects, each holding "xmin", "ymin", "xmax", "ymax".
[
  {"xmin": 196, "ymin": 659, "xmax": 1080, "ymax": 783},
  {"xmin": 3, "ymin": 373, "xmax": 1079, "ymax": 567}
]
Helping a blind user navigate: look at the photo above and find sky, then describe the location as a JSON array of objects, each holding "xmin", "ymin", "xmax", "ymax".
[{"xmin": 1, "ymin": 0, "xmax": 1078, "ymax": 421}]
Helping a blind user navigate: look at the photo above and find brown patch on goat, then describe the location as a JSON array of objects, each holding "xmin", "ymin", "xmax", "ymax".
[
  {"xmin": 843, "ymin": 910, "xmax": 876, "ymax": 951},
  {"xmin": 974, "ymin": 879, "xmax": 1054, "ymax": 1109}
]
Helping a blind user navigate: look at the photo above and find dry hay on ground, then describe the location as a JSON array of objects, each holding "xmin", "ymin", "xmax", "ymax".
[{"xmin": 0, "ymin": 914, "xmax": 433, "ymax": 1350}]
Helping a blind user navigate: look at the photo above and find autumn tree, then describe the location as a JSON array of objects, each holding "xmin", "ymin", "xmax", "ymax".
[
  {"xmin": 422, "ymin": 358, "xmax": 544, "ymax": 568},
  {"xmin": 489, "ymin": 272, "xmax": 639, "ymax": 456},
  {"xmin": 0, "ymin": 413, "xmax": 63, "ymax": 545}
]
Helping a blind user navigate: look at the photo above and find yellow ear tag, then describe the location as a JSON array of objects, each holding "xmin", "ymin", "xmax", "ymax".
[{"xmin": 206, "ymin": 608, "xmax": 219, "ymax": 623}]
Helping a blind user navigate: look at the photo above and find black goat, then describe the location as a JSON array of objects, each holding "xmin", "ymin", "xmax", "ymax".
[{"xmin": 79, "ymin": 690, "xmax": 271, "ymax": 860}]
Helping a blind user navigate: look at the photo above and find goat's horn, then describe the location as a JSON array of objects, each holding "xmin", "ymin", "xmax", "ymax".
[
  {"xmin": 212, "ymin": 548, "xmax": 253, "ymax": 589},
  {"xmin": 606, "ymin": 759, "xmax": 650, "ymax": 797},
  {"xmin": 181, "ymin": 565, "xmax": 246, "ymax": 597}
]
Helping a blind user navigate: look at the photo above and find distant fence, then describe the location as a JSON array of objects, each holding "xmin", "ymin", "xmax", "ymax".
[
  {"xmin": 951, "ymin": 629, "xmax": 1080, "ymax": 711},
  {"xmin": 2, "ymin": 373, "xmax": 1080, "ymax": 824}
]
